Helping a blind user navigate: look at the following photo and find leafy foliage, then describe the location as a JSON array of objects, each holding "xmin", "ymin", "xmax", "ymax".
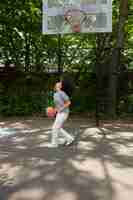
[{"xmin": 0, "ymin": 0, "xmax": 132, "ymax": 116}]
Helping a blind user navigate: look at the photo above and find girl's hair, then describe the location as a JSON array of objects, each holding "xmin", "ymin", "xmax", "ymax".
[{"xmin": 61, "ymin": 79, "xmax": 74, "ymax": 97}]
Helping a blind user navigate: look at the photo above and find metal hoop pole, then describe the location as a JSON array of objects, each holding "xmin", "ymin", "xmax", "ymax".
[{"xmin": 58, "ymin": 34, "xmax": 63, "ymax": 76}]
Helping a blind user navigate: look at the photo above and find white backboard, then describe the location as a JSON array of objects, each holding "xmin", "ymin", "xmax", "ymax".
[{"xmin": 42, "ymin": 0, "xmax": 112, "ymax": 34}]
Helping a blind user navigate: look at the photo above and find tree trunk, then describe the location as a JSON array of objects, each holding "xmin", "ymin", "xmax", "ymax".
[
  {"xmin": 107, "ymin": 0, "xmax": 128, "ymax": 117},
  {"xmin": 25, "ymin": 33, "xmax": 31, "ymax": 72},
  {"xmin": 57, "ymin": 34, "xmax": 63, "ymax": 76}
]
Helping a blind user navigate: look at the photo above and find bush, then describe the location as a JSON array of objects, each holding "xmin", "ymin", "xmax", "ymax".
[{"xmin": 0, "ymin": 93, "xmax": 47, "ymax": 116}]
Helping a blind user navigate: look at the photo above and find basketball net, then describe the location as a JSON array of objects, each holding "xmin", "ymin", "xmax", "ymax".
[{"xmin": 64, "ymin": 8, "xmax": 85, "ymax": 33}]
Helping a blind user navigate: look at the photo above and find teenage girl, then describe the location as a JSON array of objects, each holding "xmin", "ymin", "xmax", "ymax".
[{"xmin": 50, "ymin": 82, "xmax": 74, "ymax": 147}]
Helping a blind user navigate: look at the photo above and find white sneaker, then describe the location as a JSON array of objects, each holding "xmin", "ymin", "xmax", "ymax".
[
  {"xmin": 47, "ymin": 143, "xmax": 58, "ymax": 148},
  {"xmin": 58, "ymin": 138, "xmax": 66, "ymax": 146},
  {"xmin": 66, "ymin": 138, "xmax": 74, "ymax": 146}
]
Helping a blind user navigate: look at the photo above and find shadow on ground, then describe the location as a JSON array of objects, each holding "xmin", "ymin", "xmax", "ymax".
[{"xmin": 0, "ymin": 117, "xmax": 133, "ymax": 200}]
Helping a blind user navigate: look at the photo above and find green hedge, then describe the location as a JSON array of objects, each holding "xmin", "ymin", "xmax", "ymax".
[
  {"xmin": 0, "ymin": 93, "xmax": 47, "ymax": 116},
  {"xmin": 0, "ymin": 73, "xmax": 96, "ymax": 116}
]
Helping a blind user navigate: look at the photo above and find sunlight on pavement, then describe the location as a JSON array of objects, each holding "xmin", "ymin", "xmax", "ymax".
[
  {"xmin": 0, "ymin": 118, "xmax": 133, "ymax": 200},
  {"xmin": 0, "ymin": 127, "xmax": 50, "ymax": 138},
  {"xmin": 9, "ymin": 188, "xmax": 78, "ymax": 200},
  {"xmin": 82, "ymin": 127, "xmax": 112, "ymax": 138},
  {"xmin": 15, "ymin": 145, "xmax": 28, "ymax": 150},
  {"xmin": 115, "ymin": 131, "xmax": 133, "ymax": 138},
  {"xmin": 0, "ymin": 128, "xmax": 17, "ymax": 138},
  {"xmin": 70, "ymin": 159, "xmax": 105, "ymax": 179},
  {"xmin": 78, "ymin": 141, "xmax": 96, "ymax": 150},
  {"xmin": 52, "ymin": 190, "xmax": 77, "ymax": 200},
  {"xmin": 9, "ymin": 188, "xmax": 46, "ymax": 200},
  {"xmin": 0, "ymin": 163, "xmax": 23, "ymax": 186}
]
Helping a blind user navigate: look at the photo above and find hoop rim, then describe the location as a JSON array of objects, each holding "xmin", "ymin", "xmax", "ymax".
[
  {"xmin": 64, "ymin": 8, "xmax": 85, "ymax": 32},
  {"xmin": 64, "ymin": 8, "xmax": 85, "ymax": 19}
]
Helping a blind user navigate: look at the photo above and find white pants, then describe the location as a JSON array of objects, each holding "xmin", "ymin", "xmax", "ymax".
[{"xmin": 52, "ymin": 112, "xmax": 73, "ymax": 145}]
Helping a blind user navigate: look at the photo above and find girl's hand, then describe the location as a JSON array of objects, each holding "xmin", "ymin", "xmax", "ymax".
[
  {"xmin": 54, "ymin": 108, "xmax": 58, "ymax": 113},
  {"xmin": 58, "ymin": 107, "xmax": 64, "ymax": 113},
  {"xmin": 58, "ymin": 100, "xmax": 71, "ymax": 113}
]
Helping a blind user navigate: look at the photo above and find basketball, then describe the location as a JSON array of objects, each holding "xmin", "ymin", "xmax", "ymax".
[{"xmin": 46, "ymin": 107, "xmax": 56, "ymax": 118}]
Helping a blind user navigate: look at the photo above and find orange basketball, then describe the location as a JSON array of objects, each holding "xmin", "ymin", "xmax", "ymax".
[{"xmin": 46, "ymin": 107, "xmax": 56, "ymax": 118}]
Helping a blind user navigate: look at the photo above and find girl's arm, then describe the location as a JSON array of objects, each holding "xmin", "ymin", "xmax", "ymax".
[{"xmin": 59, "ymin": 100, "xmax": 71, "ymax": 112}]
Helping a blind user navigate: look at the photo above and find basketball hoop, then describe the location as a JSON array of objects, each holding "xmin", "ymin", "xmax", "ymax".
[
  {"xmin": 72, "ymin": 24, "xmax": 81, "ymax": 32},
  {"xmin": 64, "ymin": 8, "xmax": 85, "ymax": 33}
]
